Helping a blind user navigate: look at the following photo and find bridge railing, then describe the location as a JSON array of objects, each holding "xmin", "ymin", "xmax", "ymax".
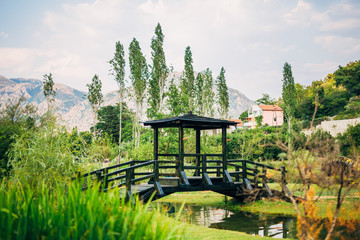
[
  {"xmin": 77, "ymin": 160, "xmax": 157, "ymax": 193},
  {"xmin": 227, "ymin": 159, "xmax": 286, "ymax": 189}
]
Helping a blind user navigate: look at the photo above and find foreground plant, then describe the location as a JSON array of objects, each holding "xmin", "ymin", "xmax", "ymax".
[
  {"xmin": 0, "ymin": 181, "xmax": 185, "ymax": 240},
  {"xmin": 278, "ymin": 130, "xmax": 360, "ymax": 240}
]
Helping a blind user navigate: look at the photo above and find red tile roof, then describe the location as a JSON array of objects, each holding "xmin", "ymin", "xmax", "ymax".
[
  {"xmin": 227, "ymin": 119, "xmax": 243, "ymax": 126},
  {"xmin": 258, "ymin": 105, "xmax": 283, "ymax": 111}
]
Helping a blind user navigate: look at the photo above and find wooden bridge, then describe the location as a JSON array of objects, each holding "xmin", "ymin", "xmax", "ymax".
[{"xmin": 78, "ymin": 112, "xmax": 288, "ymax": 202}]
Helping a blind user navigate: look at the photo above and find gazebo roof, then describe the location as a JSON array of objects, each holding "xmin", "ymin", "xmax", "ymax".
[{"xmin": 143, "ymin": 112, "xmax": 237, "ymax": 130}]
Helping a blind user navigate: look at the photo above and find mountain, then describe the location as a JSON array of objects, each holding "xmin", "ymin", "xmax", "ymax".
[{"xmin": 0, "ymin": 74, "xmax": 255, "ymax": 131}]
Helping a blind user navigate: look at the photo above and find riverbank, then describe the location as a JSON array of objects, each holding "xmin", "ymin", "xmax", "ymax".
[
  {"xmin": 156, "ymin": 188, "xmax": 360, "ymax": 219},
  {"xmin": 184, "ymin": 223, "xmax": 275, "ymax": 240}
]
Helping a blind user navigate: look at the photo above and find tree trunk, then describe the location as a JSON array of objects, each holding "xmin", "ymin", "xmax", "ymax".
[
  {"xmin": 118, "ymin": 89, "xmax": 122, "ymax": 164},
  {"xmin": 310, "ymin": 93, "xmax": 319, "ymax": 129},
  {"xmin": 288, "ymin": 116, "xmax": 292, "ymax": 170}
]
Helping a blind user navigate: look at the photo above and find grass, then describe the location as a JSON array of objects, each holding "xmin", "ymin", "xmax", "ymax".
[
  {"xmin": 0, "ymin": 181, "xmax": 186, "ymax": 240},
  {"xmin": 184, "ymin": 224, "xmax": 275, "ymax": 240}
]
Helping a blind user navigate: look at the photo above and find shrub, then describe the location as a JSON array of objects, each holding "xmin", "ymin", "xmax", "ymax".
[{"xmin": 8, "ymin": 124, "xmax": 97, "ymax": 192}]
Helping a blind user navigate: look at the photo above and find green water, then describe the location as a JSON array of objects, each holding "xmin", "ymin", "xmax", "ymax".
[
  {"xmin": 159, "ymin": 203, "xmax": 359, "ymax": 239},
  {"xmin": 160, "ymin": 203, "xmax": 298, "ymax": 238}
]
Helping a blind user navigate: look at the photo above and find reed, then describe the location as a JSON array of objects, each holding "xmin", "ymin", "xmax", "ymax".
[{"xmin": 0, "ymin": 181, "xmax": 185, "ymax": 240}]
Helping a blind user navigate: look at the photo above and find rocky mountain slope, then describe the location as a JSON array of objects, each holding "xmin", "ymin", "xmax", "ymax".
[{"xmin": 0, "ymin": 74, "xmax": 254, "ymax": 131}]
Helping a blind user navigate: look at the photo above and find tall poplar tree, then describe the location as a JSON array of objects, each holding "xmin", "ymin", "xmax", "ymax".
[
  {"xmin": 180, "ymin": 46, "xmax": 195, "ymax": 112},
  {"xmin": 203, "ymin": 68, "xmax": 215, "ymax": 117},
  {"xmin": 195, "ymin": 72, "xmax": 204, "ymax": 115},
  {"xmin": 43, "ymin": 73, "xmax": 56, "ymax": 110},
  {"xmin": 109, "ymin": 41, "xmax": 125, "ymax": 160},
  {"xmin": 167, "ymin": 78, "xmax": 184, "ymax": 117},
  {"xmin": 282, "ymin": 62, "xmax": 297, "ymax": 167},
  {"xmin": 148, "ymin": 23, "xmax": 169, "ymax": 119},
  {"xmin": 129, "ymin": 38, "xmax": 148, "ymax": 146},
  {"xmin": 216, "ymin": 67, "xmax": 229, "ymax": 119},
  {"xmin": 86, "ymin": 74, "xmax": 103, "ymax": 138}
]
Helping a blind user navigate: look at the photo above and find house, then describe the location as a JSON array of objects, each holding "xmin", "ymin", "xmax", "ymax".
[
  {"xmin": 243, "ymin": 105, "xmax": 283, "ymax": 129},
  {"xmin": 227, "ymin": 119, "xmax": 243, "ymax": 131},
  {"xmin": 259, "ymin": 105, "xmax": 283, "ymax": 126}
]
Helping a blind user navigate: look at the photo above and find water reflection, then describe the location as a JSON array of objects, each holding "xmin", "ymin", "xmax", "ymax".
[{"xmin": 161, "ymin": 203, "xmax": 297, "ymax": 239}]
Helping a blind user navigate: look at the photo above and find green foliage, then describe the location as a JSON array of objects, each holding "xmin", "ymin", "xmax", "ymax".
[
  {"xmin": 216, "ymin": 67, "xmax": 229, "ymax": 119},
  {"xmin": 255, "ymin": 115, "xmax": 263, "ymax": 128},
  {"xmin": 43, "ymin": 73, "xmax": 56, "ymax": 106},
  {"xmin": 0, "ymin": 182, "xmax": 185, "ymax": 240},
  {"xmin": 0, "ymin": 96, "xmax": 38, "ymax": 177},
  {"xmin": 255, "ymin": 93, "xmax": 276, "ymax": 105},
  {"xmin": 86, "ymin": 133, "xmax": 119, "ymax": 162},
  {"xmin": 195, "ymin": 72, "xmax": 204, "ymax": 115},
  {"xmin": 86, "ymin": 74, "xmax": 103, "ymax": 133},
  {"xmin": 129, "ymin": 38, "xmax": 148, "ymax": 109},
  {"xmin": 239, "ymin": 110, "xmax": 248, "ymax": 122},
  {"xmin": 96, "ymin": 104, "xmax": 134, "ymax": 144},
  {"xmin": 167, "ymin": 78, "xmax": 185, "ymax": 116},
  {"xmin": 334, "ymin": 96, "xmax": 360, "ymax": 120},
  {"xmin": 202, "ymin": 68, "xmax": 215, "ymax": 117},
  {"xmin": 109, "ymin": 41, "xmax": 126, "ymax": 90},
  {"xmin": 129, "ymin": 38, "xmax": 148, "ymax": 146},
  {"xmin": 337, "ymin": 124, "xmax": 360, "ymax": 158},
  {"xmin": 148, "ymin": 23, "xmax": 169, "ymax": 119},
  {"xmin": 282, "ymin": 62, "xmax": 297, "ymax": 119},
  {"xmin": 334, "ymin": 60, "xmax": 360, "ymax": 96},
  {"xmin": 180, "ymin": 46, "xmax": 195, "ymax": 112},
  {"xmin": 7, "ymin": 124, "xmax": 96, "ymax": 192}
]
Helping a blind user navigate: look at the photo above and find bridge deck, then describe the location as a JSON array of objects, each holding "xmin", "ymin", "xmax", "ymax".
[{"xmin": 79, "ymin": 159, "xmax": 288, "ymax": 202}]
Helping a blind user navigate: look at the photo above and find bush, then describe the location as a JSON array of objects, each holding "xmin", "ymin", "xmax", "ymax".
[
  {"xmin": 337, "ymin": 124, "xmax": 360, "ymax": 158},
  {"xmin": 8, "ymin": 124, "xmax": 96, "ymax": 192}
]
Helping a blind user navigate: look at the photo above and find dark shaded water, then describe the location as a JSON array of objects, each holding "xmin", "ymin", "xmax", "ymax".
[{"xmin": 159, "ymin": 203, "xmax": 297, "ymax": 238}]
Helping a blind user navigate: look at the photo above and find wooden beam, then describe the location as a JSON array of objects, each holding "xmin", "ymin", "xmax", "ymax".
[
  {"xmin": 195, "ymin": 128, "xmax": 201, "ymax": 176},
  {"xmin": 222, "ymin": 126, "xmax": 227, "ymax": 182},
  {"xmin": 179, "ymin": 126, "xmax": 184, "ymax": 172},
  {"xmin": 153, "ymin": 127, "xmax": 158, "ymax": 161},
  {"xmin": 154, "ymin": 128, "xmax": 159, "ymax": 183}
]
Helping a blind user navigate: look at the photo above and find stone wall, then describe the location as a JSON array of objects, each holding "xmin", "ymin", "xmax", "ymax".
[{"xmin": 303, "ymin": 118, "xmax": 360, "ymax": 136}]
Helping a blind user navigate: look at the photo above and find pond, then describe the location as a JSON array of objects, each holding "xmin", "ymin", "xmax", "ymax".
[
  {"xmin": 158, "ymin": 203, "xmax": 298, "ymax": 239},
  {"xmin": 157, "ymin": 202, "xmax": 360, "ymax": 239}
]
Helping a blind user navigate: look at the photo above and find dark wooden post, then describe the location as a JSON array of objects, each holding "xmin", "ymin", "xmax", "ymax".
[
  {"xmin": 126, "ymin": 168, "xmax": 131, "ymax": 196},
  {"xmin": 242, "ymin": 160, "xmax": 247, "ymax": 181},
  {"xmin": 254, "ymin": 165, "xmax": 258, "ymax": 188},
  {"xmin": 202, "ymin": 154, "xmax": 206, "ymax": 183},
  {"xmin": 130, "ymin": 161, "xmax": 135, "ymax": 181},
  {"xmin": 195, "ymin": 128, "xmax": 201, "ymax": 176},
  {"xmin": 179, "ymin": 126, "xmax": 184, "ymax": 172},
  {"xmin": 262, "ymin": 166, "xmax": 267, "ymax": 187},
  {"xmin": 222, "ymin": 126, "xmax": 227, "ymax": 181},
  {"xmin": 154, "ymin": 127, "xmax": 159, "ymax": 182},
  {"xmin": 154, "ymin": 127, "xmax": 159, "ymax": 161},
  {"xmin": 235, "ymin": 165, "xmax": 240, "ymax": 182},
  {"xmin": 104, "ymin": 168, "xmax": 109, "ymax": 189},
  {"xmin": 96, "ymin": 170, "xmax": 102, "ymax": 183}
]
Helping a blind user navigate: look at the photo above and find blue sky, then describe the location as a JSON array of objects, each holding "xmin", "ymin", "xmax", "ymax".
[{"xmin": 1, "ymin": 0, "xmax": 360, "ymax": 101}]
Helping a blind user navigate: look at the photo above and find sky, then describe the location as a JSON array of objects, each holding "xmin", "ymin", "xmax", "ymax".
[{"xmin": 0, "ymin": 0, "xmax": 360, "ymax": 101}]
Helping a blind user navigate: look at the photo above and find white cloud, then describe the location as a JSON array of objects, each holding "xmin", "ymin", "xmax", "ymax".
[
  {"xmin": 314, "ymin": 35, "xmax": 360, "ymax": 55},
  {"xmin": 0, "ymin": 32, "xmax": 8, "ymax": 38},
  {"xmin": 1, "ymin": 0, "xmax": 360, "ymax": 100},
  {"xmin": 304, "ymin": 61, "xmax": 339, "ymax": 75}
]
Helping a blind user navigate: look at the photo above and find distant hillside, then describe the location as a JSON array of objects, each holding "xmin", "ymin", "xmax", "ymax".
[{"xmin": 0, "ymin": 74, "xmax": 254, "ymax": 131}]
